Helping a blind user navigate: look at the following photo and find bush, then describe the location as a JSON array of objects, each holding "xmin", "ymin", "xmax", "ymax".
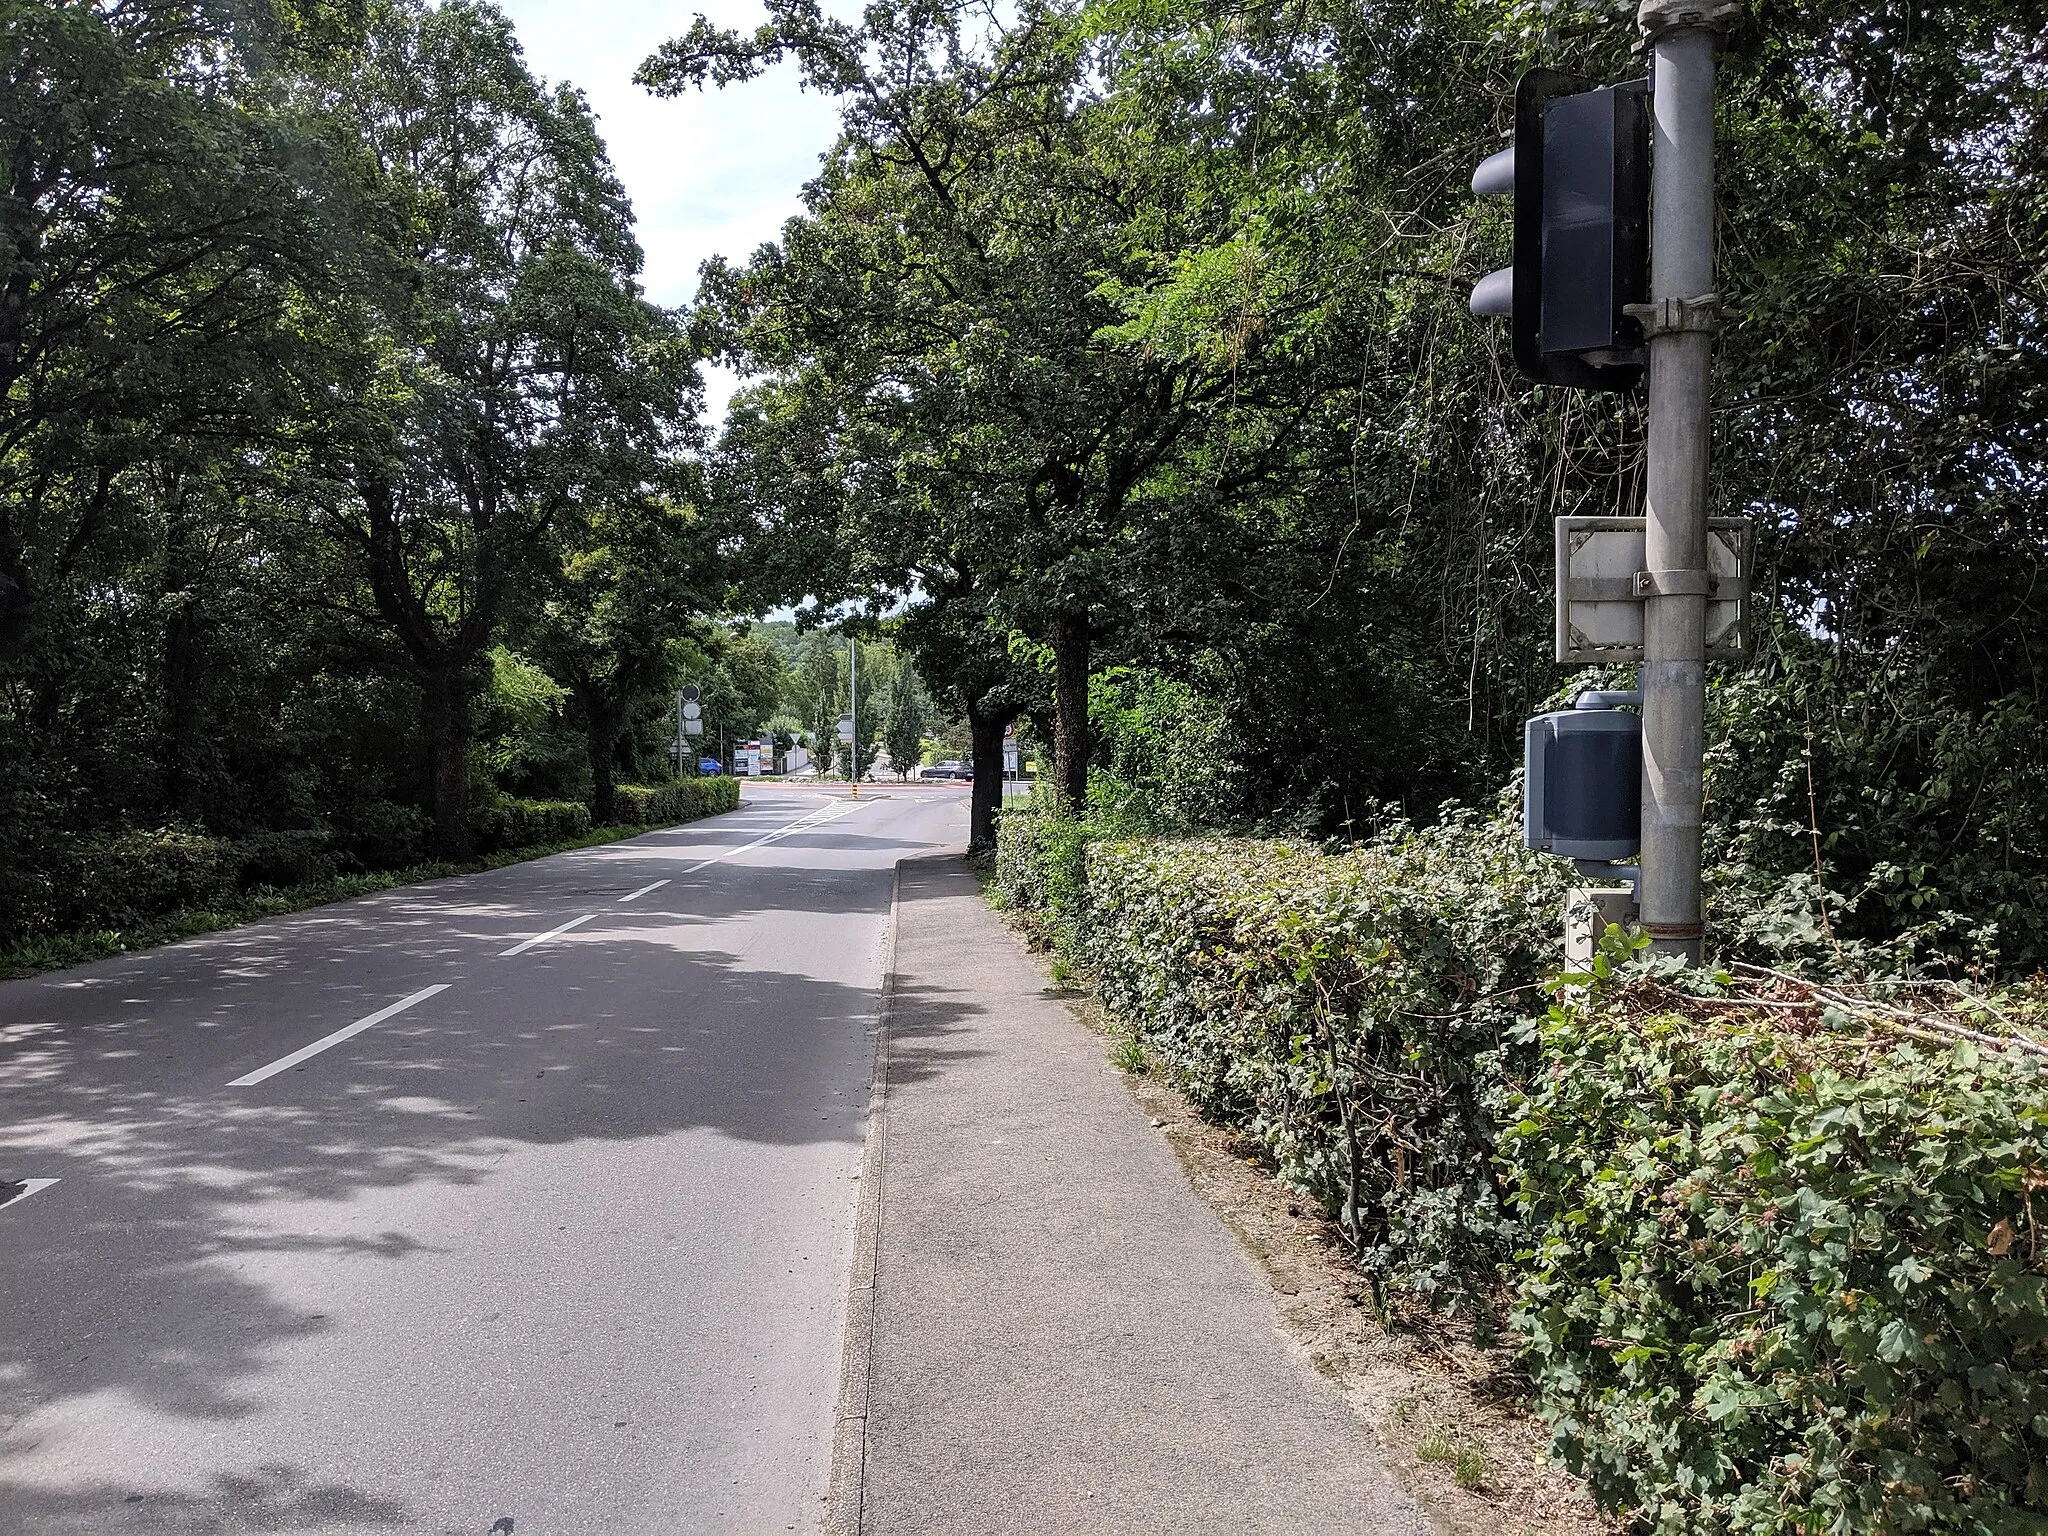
[
  {"xmin": 0, "ymin": 781, "xmax": 741, "ymax": 951},
  {"xmin": 474, "ymin": 797, "xmax": 592, "ymax": 851},
  {"xmin": 996, "ymin": 807, "xmax": 2048, "ymax": 1531},
  {"xmin": 1506, "ymin": 979, "xmax": 2048, "ymax": 1535},
  {"xmin": 611, "ymin": 777, "xmax": 740, "ymax": 824},
  {"xmin": 1001, "ymin": 795, "xmax": 1569, "ymax": 1306},
  {"xmin": 231, "ymin": 829, "xmax": 339, "ymax": 889},
  {"xmin": 331, "ymin": 798, "xmax": 432, "ymax": 871},
  {"xmin": 60, "ymin": 826, "xmax": 237, "ymax": 930}
]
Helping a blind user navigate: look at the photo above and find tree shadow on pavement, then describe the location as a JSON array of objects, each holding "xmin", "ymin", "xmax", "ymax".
[{"xmin": 0, "ymin": 865, "xmax": 990, "ymax": 1534}]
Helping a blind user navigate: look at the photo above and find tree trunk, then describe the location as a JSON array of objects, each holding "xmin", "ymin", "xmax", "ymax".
[
  {"xmin": 421, "ymin": 669, "xmax": 474, "ymax": 856},
  {"xmin": 967, "ymin": 704, "xmax": 1011, "ymax": 853},
  {"xmin": 162, "ymin": 604, "xmax": 204, "ymax": 820},
  {"xmin": 1050, "ymin": 612, "xmax": 1091, "ymax": 816},
  {"xmin": 585, "ymin": 697, "xmax": 619, "ymax": 825}
]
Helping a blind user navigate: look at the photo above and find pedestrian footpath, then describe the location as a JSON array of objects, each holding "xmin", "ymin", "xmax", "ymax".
[{"xmin": 828, "ymin": 853, "xmax": 1428, "ymax": 1535}]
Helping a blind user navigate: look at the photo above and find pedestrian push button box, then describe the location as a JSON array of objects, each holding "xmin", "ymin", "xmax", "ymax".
[{"xmin": 1524, "ymin": 702, "xmax": 1641, "ymax": 861}]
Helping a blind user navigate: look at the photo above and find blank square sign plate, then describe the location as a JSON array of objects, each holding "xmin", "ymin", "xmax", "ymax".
[{"xmin": 1555, "ymin": 516, "xmax": 1752, "ymax": 663}]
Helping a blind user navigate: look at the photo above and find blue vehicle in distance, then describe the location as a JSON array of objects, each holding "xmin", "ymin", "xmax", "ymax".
[{"xmin": 697, "ymin": 756, "xmax": 723, "ymax": 776}]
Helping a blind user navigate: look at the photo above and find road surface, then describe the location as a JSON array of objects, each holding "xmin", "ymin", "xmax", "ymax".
[{"xmin": 0, "ymin": 784, "xmax": 965, "ymax": 1535}]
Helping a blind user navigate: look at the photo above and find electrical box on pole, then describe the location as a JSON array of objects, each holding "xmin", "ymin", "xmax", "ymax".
[
  {"xmin": 1470, "ymin": 69, "xmax": 1651, "ymax": 391},
  {"xmin": 1525, "ymin": 699, "xmax": 1642, "ymax": 861}
]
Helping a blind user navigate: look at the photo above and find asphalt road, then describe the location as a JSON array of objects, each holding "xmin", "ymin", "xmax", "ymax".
[{"xmin": 0, "ymin": 784, "xmax": 966, "ymax": 1536}]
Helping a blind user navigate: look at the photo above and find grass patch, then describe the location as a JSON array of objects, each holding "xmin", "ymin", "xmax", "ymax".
[
  {"xmin": 1416, "ymin": 1426, "xmax": 1458, "ymax": 1465},
  {"xmin": 0, "ymin": 814, "xmax": 735, "ymax": 981}
]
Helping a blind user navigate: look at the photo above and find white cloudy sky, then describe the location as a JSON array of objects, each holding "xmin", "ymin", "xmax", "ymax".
[{"xmin": 495, "ymin": 0, "xmax": 845, "ymax": 421}]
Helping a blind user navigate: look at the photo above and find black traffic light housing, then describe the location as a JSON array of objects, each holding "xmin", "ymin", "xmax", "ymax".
[{"xmin": 1471, "ymin": 69, "xmax": 1650, "ymax": 391}]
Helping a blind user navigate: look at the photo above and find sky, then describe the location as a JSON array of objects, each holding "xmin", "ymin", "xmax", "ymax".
[{"xmin": 494, "ymin": 0, "xmax": 845, "ymax": 422}]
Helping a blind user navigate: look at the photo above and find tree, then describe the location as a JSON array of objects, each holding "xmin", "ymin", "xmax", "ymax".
[
  {"xmin": 526, "ymin": 497, "xmax": 712, "ymax": 821},
  {"xmin": 311, "ymin": 0, "xmax": 687, "ymax": 852},
  {"xmin": 881, "ymin": 669, "xmax": 931, "ymax": 781},
  {"xmin": 646, "ymin": 1, "xmax": 1290, "ymax": 815},
  {"xmin": 0, "ymin": 0, "xmax": 353, "ymax": 667}
]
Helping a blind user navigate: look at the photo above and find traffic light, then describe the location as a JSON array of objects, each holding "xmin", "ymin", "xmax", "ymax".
[{"xmin": 1470, "ymin": 69, "xmax": 1650, "ymax": 391}]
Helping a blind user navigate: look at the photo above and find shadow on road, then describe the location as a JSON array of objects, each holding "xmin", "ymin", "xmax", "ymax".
[{"xmin": 0, "ymin": 842, "xmax": 989, "ymax": 1534}]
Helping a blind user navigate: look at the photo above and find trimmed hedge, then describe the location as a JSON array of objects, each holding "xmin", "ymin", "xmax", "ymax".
[
  {"xmin": 1002, "ymin": 806, "xmax": 1569, "ymax": 1306},
  {"xmin": 995, "ymin": 802, "xmax": 2048, "ymax": 1534},
  {"xmin": 611, "ymin": 777, "xmax": 740, "ymax": 824},
  {"xmin": 474, "ymin": 797, "xmax": 591, "ymax": 851},
  {"xmin": 1508, "ymin": 982, "xmax": 2048, "ymax": 1536}
]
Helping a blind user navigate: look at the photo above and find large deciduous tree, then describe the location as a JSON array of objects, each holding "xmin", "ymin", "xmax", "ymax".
[
  {"xmin": 644, "ymin": 0, "xmax": 1290, "ymax": 814},
  {"xmin": 313, "ymin": 0, "xmax": 687, "ymax": 852}
]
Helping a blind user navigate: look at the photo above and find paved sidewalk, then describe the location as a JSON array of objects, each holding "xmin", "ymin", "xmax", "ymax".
[{"xmin": 832, "ymin": 853, "xmax": 1428, "ymax": 1535}]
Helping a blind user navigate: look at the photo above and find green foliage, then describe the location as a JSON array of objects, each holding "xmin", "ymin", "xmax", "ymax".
[
  {"xmin": 998, "ymin": 795, "xmax": 1569, "ymax": 1306},
  {"xmin": 610, "ymin": 777, "xmax": 741, "ymax": 824},
  {"xmin": 0, "ymin": 0, "xmax": 725, "ymax": 927},
  {"xmin": 3, "ymin": 776, "xmax": 740, "ymax": 958},
  {"xmin": 472, "ymin": 798, "xmax": 592, "ymax": 853},
  {"xmin": 477, "ymin": 647, "xmax": 584, "ymax": 801},
  {"xmin": 1087, "ymin": 667, "xmax": 1242, "ymax": 832},
  {"xmin": 1505, "ymin": 986, "xmax": 2048, "ymax": 1535},
  {"xmin": 1702, "ymin": 631, "xmax": 2048, "ymax": 975},
  {"xmin": 882, "ymin": 672, "xmax": 933, "ymax": 781},
  {"xmin": 1000, "ymin": 811, "xmax": 2048, "ymax": 1530}
]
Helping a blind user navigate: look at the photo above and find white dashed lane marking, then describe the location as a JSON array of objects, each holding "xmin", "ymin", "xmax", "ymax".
[
  {"xmin": 228, "ymin": 984, "xmax": 451, "ymax": 1087},
  {"xmin": 499, "ymin": 913, "xmax": 597, "ymax": 958}
]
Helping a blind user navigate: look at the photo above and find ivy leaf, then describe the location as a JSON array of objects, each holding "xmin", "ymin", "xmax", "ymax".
[{"xmin": 1876, "ymin": 1318, "xmax": 1917, "ymax": 1363}]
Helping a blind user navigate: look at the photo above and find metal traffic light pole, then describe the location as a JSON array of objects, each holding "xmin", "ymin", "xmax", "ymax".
[{"xmin": 1628, "ymin": 0, "xmax": 1739, "ymax": 962}]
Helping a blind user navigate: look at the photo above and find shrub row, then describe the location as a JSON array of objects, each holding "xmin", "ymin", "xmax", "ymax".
[
  {"xmin": 610, "ymin": 777, "xmax": 740, "ymax": 824},
  {"xmin": 5, "ymin": 780, "xmax": 741, "ymax": 940},
  {"xmin": 994, "ymin": 802, "xmax": 2048, "ymax": 1534},
  {"xmin": 473, "ymin": 798, "xmax": 591, "ymax": 851},
  {"xmin": 1510, "ymin": 988, "xmax": 2048, "ymax": 1535}
]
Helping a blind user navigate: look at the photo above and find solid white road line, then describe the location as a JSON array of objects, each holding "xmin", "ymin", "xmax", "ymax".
[
  {"xmin": 0, "ymin": 1178, "xmax": 59, "ymax": 1212},
  {"xmin": 681, "ymin": 800, "xmax": 859, "ymax": 874},
  {"xmin": 616, "ymin": 879, "xmax": 669, "ymax": 904},
  {"xmin": 228, "ymin": 984, "xmax": 450, "ymax": 1087},
  {"xmin": 499, "ymin": 912, "xmax": 596, "ymax": 958}
]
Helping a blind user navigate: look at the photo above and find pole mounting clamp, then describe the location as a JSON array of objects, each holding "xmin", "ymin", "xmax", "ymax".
[
  {"xmin": 1623, "ymin": 293, "xmax": 1724, "ymax": 337},
  {"xmin": 1636, "ymin": 0, "xmax": 1744, "ymax": 43},
  {"xmin": 1634, "ymin": 568, "xmax": 1715, "ymax": 597}
]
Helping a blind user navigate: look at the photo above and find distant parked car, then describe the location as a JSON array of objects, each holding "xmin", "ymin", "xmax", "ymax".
[
  {"xmin": 918, "ymin": 761, "xmax": 966, "ymax": 780},
  {"xmin": 698, "ymin": 756, "xmax": 723, "ymax": 775}
]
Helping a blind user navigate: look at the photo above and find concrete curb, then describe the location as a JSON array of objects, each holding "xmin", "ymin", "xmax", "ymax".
[{"xmin": 823, "ymin": 856, "xmax": 905, "ymax": 1535}]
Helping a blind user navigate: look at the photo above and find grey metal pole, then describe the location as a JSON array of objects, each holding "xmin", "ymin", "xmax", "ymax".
[
  {"xmin": 848, "ymin": 637, "xmax": 859, "ymax": 798},
  {"xmin": 1631, "ymin": 0, "xmax": 1738, "ymax": 962}
]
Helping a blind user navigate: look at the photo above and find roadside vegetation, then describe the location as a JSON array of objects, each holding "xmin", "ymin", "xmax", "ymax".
[
  {"xmin": 995, "ymin": 797, "xmax": 2048, "ymax": 1535},
  {"xmin": 0, "ymin": 779, "xmax": 740, "ymax": 980},
  {"xmin": 10, "ymin": 0, "xmax": 2046, "ymax": 1526}
]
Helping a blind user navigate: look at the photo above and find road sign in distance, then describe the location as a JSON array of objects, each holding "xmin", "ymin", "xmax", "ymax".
[
  {"xmin": 681, "ymin": 684, "xmax": 701, "ymax": 703},
  {"xmin": 682, "ymin": 719, "xmax": 703, "ymax": 736},
  {"xmin": 682, "ymin": 701, "xmax": 701, "ymax": 720}
]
